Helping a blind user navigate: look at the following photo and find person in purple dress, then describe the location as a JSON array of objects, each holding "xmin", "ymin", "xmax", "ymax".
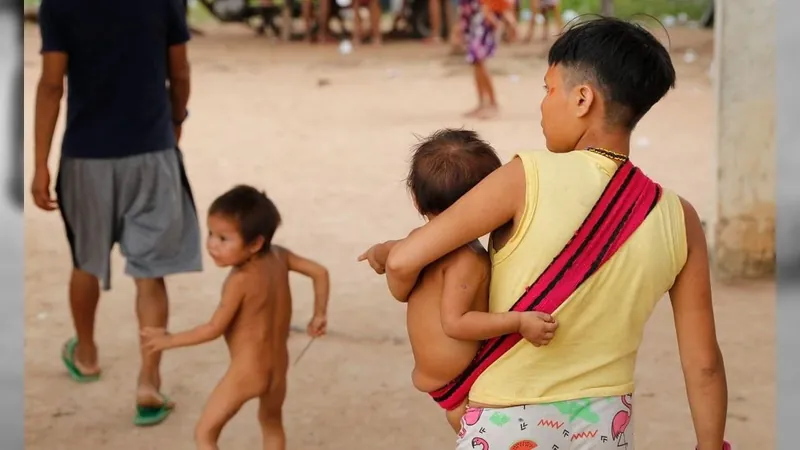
[{"xmin": 461, "ymin": 0, "xmax": 500, "ymax": 119}]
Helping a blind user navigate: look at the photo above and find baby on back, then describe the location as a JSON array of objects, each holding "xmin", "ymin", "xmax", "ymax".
[{"xmin": 359, "ymin": 129, "xmax": 557, "ymax": 431}]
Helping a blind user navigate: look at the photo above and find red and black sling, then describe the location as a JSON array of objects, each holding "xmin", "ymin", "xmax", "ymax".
[{"xmin": 429, "ymin": 159, "xmax": 663, "ymax": 411}]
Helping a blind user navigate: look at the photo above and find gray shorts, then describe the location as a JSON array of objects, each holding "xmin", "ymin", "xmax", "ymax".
[{"xmin": 55, "ymin": 148, "xmax": 203, "ymax": 290}]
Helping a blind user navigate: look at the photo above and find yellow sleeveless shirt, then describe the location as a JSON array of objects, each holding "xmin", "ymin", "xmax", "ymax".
[{"xmin": 471, "ymin": 150, "xmax": 688, "ymax": 406}]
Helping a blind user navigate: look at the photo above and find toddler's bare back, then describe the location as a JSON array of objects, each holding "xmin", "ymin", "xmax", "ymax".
[
  {"xmin": 224, "ymin": 247, "xmax": 293, "ymax": 372},
  {"xmin": 406, "ymin": 242, "xmax": 490, "ymax": 393}
]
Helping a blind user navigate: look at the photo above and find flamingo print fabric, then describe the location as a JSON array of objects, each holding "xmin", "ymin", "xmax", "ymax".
[{"xmin": 456, "ymin": 394, "xmax": 634, "ymax": 450}]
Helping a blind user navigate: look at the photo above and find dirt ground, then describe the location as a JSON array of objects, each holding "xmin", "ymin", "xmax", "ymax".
[{"xmin": 23, "ymin": 23, "xmax": 774, "ymax": 449}]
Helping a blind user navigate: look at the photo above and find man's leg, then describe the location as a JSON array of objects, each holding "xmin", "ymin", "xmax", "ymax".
[
  {"xmin": 134, "ymin": 277, "xmax": 169, "ymax": 403},
  {"xmin": 68, "ymin": 269, "xmax": 101, "ymax": 375},
  {"xmin": 114, "ymin": 148, "xmax": 203, "ymax": 425},
  {"xmin": 55, "ymin": 157, "xmax": 115, "ymax": 382}
]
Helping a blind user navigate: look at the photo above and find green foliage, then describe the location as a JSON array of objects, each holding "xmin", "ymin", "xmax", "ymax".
[{"xmin": 522, "ymin": 0, "xmax": 711, "ymax": 21}]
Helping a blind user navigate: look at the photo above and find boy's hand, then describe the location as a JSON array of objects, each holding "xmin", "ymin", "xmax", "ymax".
[
  {"xmin": 307, "ymin": 315, "xmax": 327, "ymax": 337},
  {"xmin": 140, "ymin": 327, "xmax": 170, "ymax": 354},
  {"xmin": 358, "ymin": 244, "xmax": 386, "ymax": 274},
  {"xmin": 518, "ymin": 312, "xmax": 558, "ymax": 347}
]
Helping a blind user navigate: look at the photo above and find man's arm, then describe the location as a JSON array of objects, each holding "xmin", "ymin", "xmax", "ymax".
[
  {"xmin": 385, "ymin": 157, "xmax": 525, "ymax": 301},
  {"xmin": 34, "ymin": 53, "xmax": 66, "ymax": 172},
  {"xmin": 166, "ymin": 0, "xmax": 191, "ymax": 134},
  {"xmin": 669, "ymin": 197, "xmax": 728, "ymax": 450},
  {"xmin": 440, "ymin": 255, "xmax": 520, "ymax": 341},
  {"xmin": 31, "ymin": 0, "xmax": 68, "ymax": 211}
]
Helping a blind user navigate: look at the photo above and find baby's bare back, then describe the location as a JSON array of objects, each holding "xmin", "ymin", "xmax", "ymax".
[
  {"xmin": 406, "ymin": 243, "xmax": 490, "ymax": 393},
  {"xmin": 225, "ymin": 248, "xmax": 292, "ymax": 375}
]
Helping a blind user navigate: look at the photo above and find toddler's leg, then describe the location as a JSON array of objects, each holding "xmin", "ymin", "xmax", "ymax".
[
  {"xmin": 258, "ymin": 374, "xmax": 288, "ymax": 450},
  {"xmin": 194, "ymin": 370, "xmax": 258, "ymax": 450},
  {"xmin": 445, "ymin": 400, "xmax": 468, "ymax": 433}
]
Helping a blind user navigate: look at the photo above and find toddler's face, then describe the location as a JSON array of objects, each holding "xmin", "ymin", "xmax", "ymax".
[{"xmin": 206, "ymin": 213, "xmax": 253, "ymax": 267}]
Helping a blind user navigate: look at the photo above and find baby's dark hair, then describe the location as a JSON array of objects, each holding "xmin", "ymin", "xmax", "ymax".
[
  {"xmin": 407, "ymin": 129, "xmax": 502, "ymax": 216},
  {"xmin": 208, "ymin": 185, "xmax": 281, "ymax": 254},
  {"xmin": 548, "ymin": 16, "xmax": 676, "ymax": 129}
]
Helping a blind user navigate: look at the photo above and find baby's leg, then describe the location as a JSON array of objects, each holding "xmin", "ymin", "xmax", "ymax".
[
  {"xmin": 194, "ymin": 369, "xmax": 260, "ymax": 450},
  {"xmin": 258, "ymin": 372, "xmax": 288, "ymax": 450},
  {"xmin": 445, "ymin": 399, "xmax": 468, "ymax": 434}
]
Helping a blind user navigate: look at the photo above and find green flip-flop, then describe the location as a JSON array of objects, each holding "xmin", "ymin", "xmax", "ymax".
[
  {"xmin": 134, "ymin": 394, "xmax": 174, "ymax": 427},
  {"xmin": 60, "ymin": 337, "xmax": 101, "ymax": 383}
]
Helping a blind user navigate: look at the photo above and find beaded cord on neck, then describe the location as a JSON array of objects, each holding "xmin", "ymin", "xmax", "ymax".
[{"xmin": 584, "ymin": 146, "xmax": 629, "ymax": 163}]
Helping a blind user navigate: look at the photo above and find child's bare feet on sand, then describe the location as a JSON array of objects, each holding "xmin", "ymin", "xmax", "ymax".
[
  {"xmin": 463, "ymin": 105, "xmax": 485, "ymax": 118},
  {"xmin": 478, "ymin": 105, "xmax": 499, "ymax": 120},
  {"xmin": 424, "ymin": 36, "xmax": 443, "ymax": 44}
]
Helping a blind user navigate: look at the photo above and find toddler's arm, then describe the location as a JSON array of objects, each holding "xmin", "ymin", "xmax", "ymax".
[
  {"xmin": 440, "ymin": 256, "xmax": 557, "ymax": 344},
  {"xmin": 358, "ymin": 239, "xmax": 401, "ymax": 276},
  {"xmin": 286, "ymin": 249, "xmax": 330, "ymax": 336},
  {"xmin": 141, "ymin": 273, "xmax": 246, "ymax": 352}
]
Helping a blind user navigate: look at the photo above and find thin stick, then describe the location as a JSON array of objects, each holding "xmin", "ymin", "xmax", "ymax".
[{"xmin": 293, "ymin": 337, "xmax": 316, "ymax": 365}]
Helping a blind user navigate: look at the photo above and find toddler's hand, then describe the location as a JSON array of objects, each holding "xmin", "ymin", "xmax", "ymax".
[
  {"xmin": 518, "ymin": 312, "xmax": 558, "ymax": 347},
  {"xmin": 357, "ymin": 244, "xmax": 386, "ymax": 274},
  {"xmin": 307, "ymin": 315, "xmax": 327, "ymax": 337},
  {"xmin": 140, "ymin": 327, "xmax": 170, "ymax": 354}
]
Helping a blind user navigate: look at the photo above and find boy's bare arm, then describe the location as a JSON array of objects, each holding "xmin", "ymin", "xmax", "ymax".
[
  {"xmin": 142, "ymin": 274, "xmax": 246, "ymax": 351},
  {"xmin": 669, "ymin": 197, "xmax": 727, "ymax": 450},
  {"xmin": 358, "ymin": 239, "xmax": 401, "ymax": 275},
  {"xmin": 385, "ymin": 158, "xmax": 525, "ymax": 302},
  {"xmin": 440, "ymin": 256, "xmax": 520, "ymax": 341},
  {"xmin": 286, "ymin": 249, "xmax": 330, "ymax": 319}
]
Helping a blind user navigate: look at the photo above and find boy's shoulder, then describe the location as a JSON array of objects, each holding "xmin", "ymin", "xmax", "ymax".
[{"xmin": 440, "ymin": 241, "xmax": 491, "ymax": 273}]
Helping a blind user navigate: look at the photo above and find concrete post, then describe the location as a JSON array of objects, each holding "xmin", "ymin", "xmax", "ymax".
[{"xmin": 713, "ymin": 0, "xmax": 776, "ymax": 279}]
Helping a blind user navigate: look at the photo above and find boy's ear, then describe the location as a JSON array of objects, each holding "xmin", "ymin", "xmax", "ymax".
[
  {"xmin": 574, "ymin": 84, "xmax": 595, "ymax": 118},
  {"xmin": 249, "ymin": 235, "xmax": 266, "ymax": 254}
]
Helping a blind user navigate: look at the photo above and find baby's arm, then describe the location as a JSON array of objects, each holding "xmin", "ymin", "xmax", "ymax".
[
  {"xmin": 285, "ymin": 249, "xmax": 330, "ymax": 336},
  {"xmin": 357, "ymin": 239, "xmax": 401, "ymax": 276},
  {"xmin": 440, "ymin": 255, "xmax": 557, "ymax": 344},
  {"xmin": 141, "ymin": 274, "xmax": 246, "ymax": 352},
  {"xmin": 440, "ymin": 257, "xmax": 520, "ymax": 340}
]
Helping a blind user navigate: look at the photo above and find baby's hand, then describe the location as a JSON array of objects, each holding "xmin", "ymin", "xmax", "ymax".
[
  {"xmin": 140, "ymin": 327, "xmax": 170, "ymax": 354},
  {"xmin": 307, "ymin": 315, "xmax": 327, "ymax": 337},
  {"xmin": 357, "ymin": 244, "xmax": 386, "ymax": 274},
  {"xmin": 518, "ymin": 312, "xmax": 558, "ymax": 347}
]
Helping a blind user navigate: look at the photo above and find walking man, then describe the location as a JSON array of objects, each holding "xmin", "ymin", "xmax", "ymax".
[{"xmin": 31, "ymin": 0, "xmax": 202, "ymax": 426}]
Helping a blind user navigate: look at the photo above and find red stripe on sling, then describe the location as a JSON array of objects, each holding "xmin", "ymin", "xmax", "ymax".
[{"xmin": 430, "ymin": 161, "xmax": 662, "ymax": 410}]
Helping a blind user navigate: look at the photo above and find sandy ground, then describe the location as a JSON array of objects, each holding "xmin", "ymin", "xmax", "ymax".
[{"xmin": 23, "ymin": 23, "xmax": 774, "ymax": 449}]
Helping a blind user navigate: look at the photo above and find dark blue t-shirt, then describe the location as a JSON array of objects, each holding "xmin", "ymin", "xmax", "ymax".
[{"xmin": 39, "ymin": 0, "xmax": 190, "ymax": 159}]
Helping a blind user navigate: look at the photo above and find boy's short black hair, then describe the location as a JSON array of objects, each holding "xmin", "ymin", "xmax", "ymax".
[
  {"xmin": 208, "ymin": 185, "xmax": 281, "ymax": 254},
  {"xmin": 548, "ymin": 16, "xmax": 676, "ymax": 129},
  {"xmin": 407, "ymin": 129, "xmax": 502, "ymax": 216}
]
